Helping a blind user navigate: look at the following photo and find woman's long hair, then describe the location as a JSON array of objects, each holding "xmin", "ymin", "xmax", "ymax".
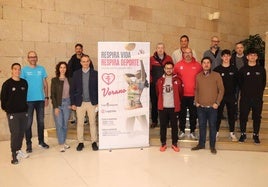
[{"xmin": 55, "ymin": 61, "xmax": 69, "ymax": 78}]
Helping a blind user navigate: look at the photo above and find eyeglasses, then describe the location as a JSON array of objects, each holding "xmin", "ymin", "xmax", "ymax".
[
  {"xmin": 212, "ymin": 40, "xmax": 220, "ymax": 42},
  {"xmin": 28, "ymin": 56, "xmax": 37, "ymax": 59}
]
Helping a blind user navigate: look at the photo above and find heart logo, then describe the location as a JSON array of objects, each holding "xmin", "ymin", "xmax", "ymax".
[{"xmin": 102, "ymin": 73, "xmax": 115, "ymax": 85}]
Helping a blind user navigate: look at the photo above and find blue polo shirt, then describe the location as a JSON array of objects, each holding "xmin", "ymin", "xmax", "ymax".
[{"xmin": 21, "ymin": 65, "xmax": 47, "ymax": 101}]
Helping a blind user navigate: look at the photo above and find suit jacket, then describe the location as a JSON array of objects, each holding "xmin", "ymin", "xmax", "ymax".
[{"xmin": 70, "ymin": 68, "xmax": 98, "ymax": 106}]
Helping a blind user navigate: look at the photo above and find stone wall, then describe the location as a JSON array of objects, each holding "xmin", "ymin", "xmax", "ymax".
[
  {"xmin": 249, "ymin": 0, "xmax": 268, "ymax": 39},
  {"xmin": 0, "ymin": 0, "xmax": 266, "ymax": 140}
]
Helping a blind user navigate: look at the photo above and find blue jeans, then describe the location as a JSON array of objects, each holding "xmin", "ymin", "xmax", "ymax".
[
  {"xmin": 53, "ymin": 98, "xmax": 71, "ymax": 145},
  {"xmin": 26, "ymin": 101, "xmax": 45, "ymax": 145},
  {"xmin": 197, "ymin": 107, "xmax": 217, "ymax": 148}
]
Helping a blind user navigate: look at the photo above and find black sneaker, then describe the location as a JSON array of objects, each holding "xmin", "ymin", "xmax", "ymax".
[
  {"xmin": 92, "ymin": 142, "xmax": 99, "ymax": 151},
  {"xmin": 39, "ymin": 142, "xmax": 49, "ymax": 149},
  {"xmin": 253, "ymin": 134, "xmax": 260, "ymax": 144},
  {"xmin": 76, "ymin": 143, "xmax": 84, "ymax": 151},
  {"xmin": 11, "ymin": 153, "xmax": 18, "ymax": 165},
  {"xmin": 26, "ymin": 144, "xmax": 32, "ymax": 153},
  {"xmin": 191, "ymin": 144, "xmax": 205, "ymax": 151},
  {"xmin": 210, "ymin": 147, "xmax": 217, "ymax": 154},
  {"xmin": 239, "ymin": 133, "xmax": 247, "ymax": 143}
]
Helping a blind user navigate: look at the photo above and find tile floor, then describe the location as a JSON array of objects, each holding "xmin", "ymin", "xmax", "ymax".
[{"xmin": 0, "ymin": 137, "xmax": 267, "ymax": 187}]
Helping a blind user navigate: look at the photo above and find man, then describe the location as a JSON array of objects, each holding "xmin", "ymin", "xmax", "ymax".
[
  {"xmin": 68, "ymin": 43, "xmax": 92, "ymax": 124},
  {"xmin": 174, "ymin": 48, "xmax": 202, "ymax": 139},
  {"xmin": 1, "ymin": 63, "xmax": 29, "ymax": 164},
  {"xmin": 191, "ymin": 57, "xmax": 224, "ymax": 154},
  {"xmin": 238, "ymin": 48, "xmax": 266, "ymax": 144},
  {"xmin": 70, "ymin": 55, "xmax": 98, "ymax": 151},
  {"xmin": 214, "ymin": 49, "xmax": 238, "ymax": 141},
  {"xmin": 21, "ymin": 51, "xmax": 49, "ymax": 153},
  {"xmin": 149, "ymin": 42, "xmax": 173, "ymax": 128},
  {"xmin": 156, "ymin": 62, "xmax": 183, "ymax": 152},
  {"xmin": 230, "ymin": 42, "xmax": 247, "ymax": 120},
  {"xmin": 230, "ymin": 42, "xmax": 247, "ymax": 70},
  {"xmin": 172, "ymin": 35, "xmax": 197, "ymax": 64},
  {"xmin": 203, "ymin": 36, "xmax": 222, "ymax": 70}
]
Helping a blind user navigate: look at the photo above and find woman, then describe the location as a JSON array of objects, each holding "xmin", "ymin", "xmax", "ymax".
[{"xmin": 51, "ymin": 62, "xmax": 71, "ymax": 152}]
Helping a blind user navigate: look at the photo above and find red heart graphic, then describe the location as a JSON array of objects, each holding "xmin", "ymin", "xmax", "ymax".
[{"xmin": 102, "ymin": 73, "xmax": 115, "ymax": 85}]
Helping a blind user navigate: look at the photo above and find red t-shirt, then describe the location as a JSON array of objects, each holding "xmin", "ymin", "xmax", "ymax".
[{"xmin": 174, "ymin": 58, "xmax": 202, "ymax": 96}]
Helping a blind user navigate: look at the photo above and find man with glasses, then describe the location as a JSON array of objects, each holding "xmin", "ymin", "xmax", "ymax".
[
  {"xmin": 203, "ymin": 36, "xmax": 222, "ymax": 70},
  {"xmin": 156, "ymin": 62, "xmax": 183, "ymax": 152},
  {"xmin": 21, "ymin": 51, "xmax": 49, "ymax": 153}
]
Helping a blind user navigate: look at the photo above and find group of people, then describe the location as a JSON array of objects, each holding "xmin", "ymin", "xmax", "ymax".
[
  {"xmin": 1, "ymin": 44, "xmax": 98, "ymax": 164},
  {"xmin": 0, "ymin": 35, "xmax": 266, "ymax": 164},
  {"xmin": 150, "ymin": 35, "xmax": 266, "ymax": 154}
]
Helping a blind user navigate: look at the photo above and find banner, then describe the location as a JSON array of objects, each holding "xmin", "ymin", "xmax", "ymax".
[{"xmin": 98, "ymin": 42, "xmax": 150, "ymax": 149}]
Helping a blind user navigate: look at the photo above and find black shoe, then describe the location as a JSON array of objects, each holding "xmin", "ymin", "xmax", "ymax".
[
  {"xmin": 210, "ymin": 148, "xmax": 217, "ymax": 154},
  {"xmin": 76, "ymin": 143, "xmax": 84, "ymax": 151},
  {"xmin": 239, "ymin": 133, "xmax": 247, "ymax": 143},
  {"xmin": 253, "ymin": 134, "xmax": 260, "ymax": 144},
  {"xmin": 191, "ymin": 145, "xmax": 205, "ymax": 151},
  {"xmin": 26, "ymin": 145, "xmax": 32, "ymax": 153},
  {"xmin": 150, "ymin": 123, "xmax": 157, "ymax": 128},
  {"xmin": 11, "ymin": 153, "xmax": 18, "ymax": 165},
  {"xmin": 39, "ymin": 142, "xmax": 49, "ymax": 149},
  {"xmin": 92, "ymin": 142, "xmax": 99, "ymax": 151},
  {"xmin": 70, "ymin": 120, "xmax": 76, "ymax": 124}
]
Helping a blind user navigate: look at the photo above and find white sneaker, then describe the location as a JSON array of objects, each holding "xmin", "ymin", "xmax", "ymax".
[
  {"xmin": 60, "ymin": 147, "xmax": 65, "ymax": 152},
  {"xmin": 179, "ymin": 132, "xmax": 185, "ymax": 139},
  {"xmin": 64, "ymin": 144, "xmax": 70, "ymax": 149},
  {"xmin": 190, "ymin": 132, "xmax": 198, "ymax": 140},
  {"xmin": 17, "ymin": 150, "xmax": 29, "ymax": 159},
  {"xmin": 230, "ymin": 132, "xmax": 238, "ymax": 142}
]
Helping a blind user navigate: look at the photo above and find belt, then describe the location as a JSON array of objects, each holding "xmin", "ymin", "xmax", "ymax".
[{"xmin": 200, "ymin": 105, "xmax": 212, "ymax": 108}]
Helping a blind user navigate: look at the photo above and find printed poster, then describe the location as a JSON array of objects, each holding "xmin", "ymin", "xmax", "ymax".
[{"xmin": 98, "ymin": 42, "xmax": 150, "ymax": 149}]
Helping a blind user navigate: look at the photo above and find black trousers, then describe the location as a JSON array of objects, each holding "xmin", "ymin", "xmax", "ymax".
[
  {"xmin": 216, "ymin": 97, "xmax": 236, "ymax": 132},
  {"xmin": 179, "ymin": 96, "xmax": 197, "ymax": 133},
  {"xmin": 159, "ymin": 108, "xmax": 179, "ymax": 145},
  {"xmin": 7, "ymin": 112, "xmax": 28, "ymax": 154},
  {"xmin": 150, "ymin": 83, "xmax": 158, "ymax": 124},
  {"xmin": 240, "ymin": 97, "xmax": 263, "ymax": 134}
]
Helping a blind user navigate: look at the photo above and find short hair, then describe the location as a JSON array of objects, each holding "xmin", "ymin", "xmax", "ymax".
[
  {"xmin": 180, "ymin": 35, "xmax": 189, "ymax": 41},
  {"xmin": 164, "ymin": 61, "xmax": 174, "ymax": 67},
  {"xmin": 221, "ymin": 49, "xmax": 231, "ymax": 56},
  {"xmin": 235, "ymin": 41, "xmax": 244, "ymax": 46},
  {"xmin": 55, "ymin": 61, "xmax": 69, "ymax": 77},
  {"xmin": 201, "ymin": 57, "xmax": 212, "ymax": 64},
  {"xmin": 81, "ymin": 54, "xmax": 90, "ymax": 60},
  {"xmin": 247, "ymin": 48, "xmax": 258, "ymax": 55},
  {"xmin": 27, "ymin": 51, "xmax": 37, "ymax": 57},
  {"xmin": 75, "ymin": 43, "xmax": 83, "ymax": 48},
  {"xmin": 156, "ymin": 42, "xmax": 165, "ymax": 47},
  {"xmin": 11, "ymin": 63, "xmax": 21, "ymax": 69}
]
